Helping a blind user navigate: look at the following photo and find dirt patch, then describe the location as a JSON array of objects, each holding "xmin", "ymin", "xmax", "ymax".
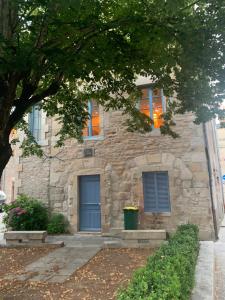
[
  {"xmin": 0, "ymin": 247, "xmax": 55, "ymax": 277},
  {"xmin": 0, "ymin": 248, "xmax": 155, "ymax": 300}
]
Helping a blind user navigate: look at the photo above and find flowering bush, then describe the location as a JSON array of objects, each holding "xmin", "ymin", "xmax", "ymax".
[
  {"xmin": 10, "ymin": 207, "xmax": 27, "ymax": 216},
  {"xmin": 3, "ymin": 194, "xmax": 49, "ymax": 230}
]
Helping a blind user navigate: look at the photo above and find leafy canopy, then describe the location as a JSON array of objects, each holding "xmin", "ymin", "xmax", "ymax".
[{"xmin": 1, "ymin": 0, "xmax": 225, "ymax": 155}]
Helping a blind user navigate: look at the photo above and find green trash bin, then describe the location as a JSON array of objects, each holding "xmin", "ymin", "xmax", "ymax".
[{"xmin": 123, "ymin": 207, "xmax": 139, "ymax": 230}]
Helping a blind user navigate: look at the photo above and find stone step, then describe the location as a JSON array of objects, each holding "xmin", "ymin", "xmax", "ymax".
[
  {"xmin": 103, "ymin": 240, "xmax": 122, "ymax": 248},
  {"xmin": 103, "ymin": 239, "xmax": 166, "ymax": 249},
  {"xmin": 121, "ymin": 239, "xmax": 166, "ymax": 248},
  {"xmin": 107, "ymin": 228, "xmax": 123, "ymax": 238},
  {"xmin": 122, "ymin": 229, "xmax": 166, "ymax": 240}
]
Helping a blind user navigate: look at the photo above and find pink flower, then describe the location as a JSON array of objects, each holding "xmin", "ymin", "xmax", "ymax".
[
  {"xmin": 17, "ymin": 209, "xmax": 27, "ymax": 216},
  {"xmin": 10, "ymin": 207, "xmax": 26, "ymax": 216}
]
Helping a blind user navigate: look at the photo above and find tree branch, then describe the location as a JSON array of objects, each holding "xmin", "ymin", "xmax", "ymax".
[
  {"xmin": 8, "ymin": 74, "xmax": 63, "ymax": 131},
  {"xmin": 180, "ymin": 0, "xmax": 202, "ymax": 12}
]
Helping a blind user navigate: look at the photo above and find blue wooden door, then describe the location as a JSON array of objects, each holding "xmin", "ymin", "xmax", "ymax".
[{"xmin": 79, "ymin": 175, "xmax": 101, "ymax": 231}]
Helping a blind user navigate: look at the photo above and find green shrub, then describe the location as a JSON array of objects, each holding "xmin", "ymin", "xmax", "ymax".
[
  {"xmin": 47, "ymin": 213, "xmax": 69, "ymax": 234},
  {"xmin": 3, "ymin": 194, "xmax": 49, "ymax": 231},
  {"xmin": 117, "ymin": 224, "xmax": 199, "ymax": 300}
]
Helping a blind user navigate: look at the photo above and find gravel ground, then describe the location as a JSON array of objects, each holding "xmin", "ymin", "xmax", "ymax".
[{"xmin": 0, "ymin": 247, "xmax": 155, "ymax": 300}]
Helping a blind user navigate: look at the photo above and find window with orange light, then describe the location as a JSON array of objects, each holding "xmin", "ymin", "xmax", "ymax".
[
  {"xmin": 139, "ymin": 87, "xmax": 165, "ymax": 128},
  {"xmin": 83, "ymin": 100, "xmax": 100, "ymax": 137}
]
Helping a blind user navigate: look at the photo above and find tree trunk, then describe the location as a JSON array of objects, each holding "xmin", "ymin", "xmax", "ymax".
[
  {"xmin": 0, "ymin": 0, "xmax": 17, "ymax": 40},
  {"xmin": 0, "ymin": 0, "xmax": 16, "ymax": 181},
  {"xmin": 0, "ymin": 140, "xmax": 12, "ymax": 180}
]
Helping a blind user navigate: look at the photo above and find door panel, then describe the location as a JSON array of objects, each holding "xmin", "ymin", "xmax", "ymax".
[{"xmin": 79, "ymin": 175, "xmax": 101, "ymax": 231}]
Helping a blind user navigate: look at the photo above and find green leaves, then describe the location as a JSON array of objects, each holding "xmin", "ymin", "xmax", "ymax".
[
  {"xmin": 3, "ymin": 194, "xmax": 49, "ymax": 231},
  {"xmin": 1, "ymin": 0, "xmax": 225, "ymax": 158},
  {"xmin": 117, "ymin": 224, "xmax": 199, "ymax": 300},
  {"xmin": 16, "ymin": 119, "xmax": 43, "ymax": 157},
  {"xmin": 47, "ymin": 213, "xmax": 69, "ymax": 234}
]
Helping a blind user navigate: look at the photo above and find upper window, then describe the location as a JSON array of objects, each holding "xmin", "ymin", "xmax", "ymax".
[
  {"xmin": 142, "ymin": 171, "xmax": 171, "ymax": 213},
  {"xmin": 83, "ymin": 100, "xmax": 100, "ymax": 137},
  {"xmin": 139, "ymin": 88, "xmax": 165, "ymax": 128},
  {"xmin": 28, "ymin": 105, "xmax": 42, "ymax": 141}
]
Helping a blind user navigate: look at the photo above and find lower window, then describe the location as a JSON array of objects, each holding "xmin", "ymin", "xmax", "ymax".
[{"xmin": 142, "ymin": 171, "xmax": 171, "ymax": 213}]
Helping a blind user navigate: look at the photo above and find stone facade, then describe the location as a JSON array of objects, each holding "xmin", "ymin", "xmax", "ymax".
[{"xmin": 2, "ymin": 84, "xmax": 224, "ymax": 240}]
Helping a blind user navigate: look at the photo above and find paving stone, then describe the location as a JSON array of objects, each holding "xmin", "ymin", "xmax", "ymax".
[
  {"xmin": 214, "ymin": 227, "xmax": 225, "ymax": 300},
  {"xmin": 27, "ymin": 274, "xmax": 54, "ymax": 282},
  {"xmin": 3, "ymin": 242, "xmax": 102, "ymax": 282},
  {"xmin": 192, "ymin": 221, "xmax": 225, "ymax": 300},
  {"xmin": 47, "ymin": 275, "xmax": 69, "ymax": 283},
  {"xmin": 122, "ymin": 229, "xmax": 166, "ymax": 240},
  {"xmin": 191, "ymin": 241, "xmax": 214, "ymax": 300},
  {"xmin": 1, "ymin": 234, "xmax": 120, "ymax": 283},
  {"xmin": 23, "ymin": 246, "xmax": 100, "ymax": 282}
]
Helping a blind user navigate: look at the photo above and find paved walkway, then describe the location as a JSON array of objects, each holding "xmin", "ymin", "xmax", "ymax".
[
  {"xmin": 3, "ymin": 234, "xmax": 118, "ymax": 283},
  {"xmin": 5, "ymin": 246, "xmax": 101, "ymax": 283},
  {"xmin": 192, "ymin": 218, "xmax": 225, "ymax": 300},
  {"xmin": 0, "ymin": 213, "xmax": 118, "ymax": 283},
  {"xmin": 214, "ymin": 226, "xmax": 225, "ymax": 300},
  {"xmin": 192, "ymin": 241, "xmax": 214, "ymax": 300}
]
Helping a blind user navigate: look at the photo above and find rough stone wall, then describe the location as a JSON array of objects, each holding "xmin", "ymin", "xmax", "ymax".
[
  {"xmin": 12, "ymin": 107, "xmax": 218, "ymax": 240},
  {"xmin": 4, "ymin": 80, "xmax": 224, "ymax": 240},
  {"xmin": 18, "ymin": 155, "xmax": 50, "ymax": 205},
  {"xmin": 2, "ymin": 112, "xmax": 50, "ymax": 205}
]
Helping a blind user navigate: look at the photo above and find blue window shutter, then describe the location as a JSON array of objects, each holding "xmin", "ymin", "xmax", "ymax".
[
  {"xmin": 143, "ymin": 171, "xmax": 170, "ymax": 212},
  {"xmin": 156, "ymin": 172, "xmax": 170, "ymax": 212},
  {"xmin": 143, "ymin": 172, "xmax": 157, "ymax": 212}
]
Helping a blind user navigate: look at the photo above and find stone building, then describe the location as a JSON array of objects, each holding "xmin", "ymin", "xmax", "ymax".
[{"xmin": 2, "ymin": 78, "xmax": 224, "ymax": 240}]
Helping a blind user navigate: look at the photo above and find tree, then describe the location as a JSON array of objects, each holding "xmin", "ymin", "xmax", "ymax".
[{"xmin": 0, "ymin": 0, "xmax": 225, "ymax": 178}]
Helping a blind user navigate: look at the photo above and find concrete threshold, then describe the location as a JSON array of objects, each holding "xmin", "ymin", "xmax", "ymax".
[{"xmin": 192, "ymin": 241, "xmax": 214, "ymax": 300}]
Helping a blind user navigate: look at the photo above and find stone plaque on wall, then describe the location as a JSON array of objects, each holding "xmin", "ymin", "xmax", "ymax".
[{"xmin": 83, "ymin": 148, "xmax": 94, "ymax": 157}]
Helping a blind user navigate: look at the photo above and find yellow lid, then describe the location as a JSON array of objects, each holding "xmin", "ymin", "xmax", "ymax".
[{"xmin": 123, "ymin": 206, "xmax": 139, "ymax": 210}]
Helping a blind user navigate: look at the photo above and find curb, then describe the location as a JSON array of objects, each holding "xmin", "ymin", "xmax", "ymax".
[{"xmin": 192, "ymin": 241, "xmax": 214, "ymax": 300}]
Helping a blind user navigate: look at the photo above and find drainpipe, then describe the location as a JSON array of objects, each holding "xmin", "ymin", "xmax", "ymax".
[
  {"xmin": 203, "ymin": 123, "xmax": 219, "ymax": 240},
  {"xmin": 47, "ymin": 117, "xmax": 52, "ymax": 211},
  {"xmin": 214, "ymin": 123, "xmax": 225, "ymax": 209}
]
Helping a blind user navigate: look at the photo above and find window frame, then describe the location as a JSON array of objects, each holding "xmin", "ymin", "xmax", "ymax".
[
  {"xmin": 83, "ymin": 99, "xmax": 102, "ymax": 140},
  {"xmin": 142, "ymin": 171, "xmax": 171, "ymax": 213},
  {"xmin": 138, "ymin": 86, "xmax": 166, "ymax": 128},
  {"xmin": 28, "ymin": 105, "xmax": 42, "ymax": 142}
]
